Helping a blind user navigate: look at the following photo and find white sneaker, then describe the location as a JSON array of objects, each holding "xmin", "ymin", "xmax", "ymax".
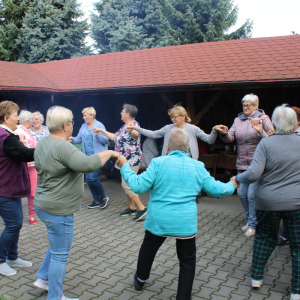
[
  {"xmin": 6, "ymin": 258, "xmax": 33, "ymax": 268},
  {"xmin": 0, "ymin": 263, "xmax": 17, "ymax": 276},
  {"xmin": 245, "ymin": 228, "xmax": 256, "ymax": 237},
  {"xmin": 60, "ymin": 295, "xmax": 79, "ymax": 300},
  {"xmin": 291, "ymin": 293, "xmax": 300, "ymax": 300},
  {"xmin": 251, "ymin": 279, "xmax": 263, "ymax": 287},
  {"xmin": 242, "ymin": 223, "xmax": 249, "ymax": 232},
  {"xmin": 34, "ymin": 278, "xmax": 49, "ymax": 290}
]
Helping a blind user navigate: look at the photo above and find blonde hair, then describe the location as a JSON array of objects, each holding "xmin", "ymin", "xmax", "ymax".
[
  {"xmin": 168, "ymin": 105, "xmax": 191, "ymax": 123},
  {"xmin": 82, "ymin": 107, "xmax": 96, "ymax": 118},
  {"xmin": 46, "ymin": 106, "xmax": 73, "ymax": 132}
]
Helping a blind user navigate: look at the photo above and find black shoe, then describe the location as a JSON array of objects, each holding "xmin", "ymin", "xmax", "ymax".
[
  {"xmin": 99, "ymin": 197, "xmax": 109, "ymax": 209},
  {"xmin": 87, "ymin": 201, "xmax": 100, "ymax": 209},
  {"xmin": 276, "ymin": 236, "xmax": 289, "ymax": 246},
  {"xmin": 132, "ymin": 208, "xmax": 147, "ymax": 222},
  {"xmin": 119, "ymin": 208, "xmax": 137, "ymax": 216},
  {"xmin": 134, "ymin": 273, "xmax": 145, "ymax": 291}
]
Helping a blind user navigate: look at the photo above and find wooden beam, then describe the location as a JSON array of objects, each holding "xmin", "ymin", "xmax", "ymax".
[
  {"xmin": 159, "ymin": 92, "xmax": 175, "ymax": 108},
  {"xmin": 186, "ymin": 91, "xmax": 194, "ymax": 123},
  {"xmin": 193, "ymin": 89, "xmax": 227, "ymax": 126}
]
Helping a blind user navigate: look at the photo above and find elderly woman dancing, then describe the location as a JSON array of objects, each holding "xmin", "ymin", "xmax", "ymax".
[
  {"xmin": 29, "ymin": 111, "xmax": 50, "ymax": 142},
  {"xmin": 215, "ymin": 94, "xmax": 273, "ymax": 237},
  {"xmin": 33, "ymin": 106, "xmax": 119, "ymax": 300},
  {"xmin": 235, "ymin": 105, "xmax": 300, "ymax": 300},
  {"xmin": 15, "ymin": 110, "xmax": 38, "ymax": 225},
  {"xmin": 0, "ymin": 101, "xmax": 34, "ymax": 276},
  {"xmin": 127, "ymin": 104, "xmax": 223, "ymax": 160},
  {"xmin": 116, "ymin": 128, "xmax": 239, "ymax": 300},
  {"xmin": 93, "ymin": 104, "xmax": 146, "ymax": 222},
  {"xmin": 70, "ymin": 107, "xmax": 109, "ymax": 209}
]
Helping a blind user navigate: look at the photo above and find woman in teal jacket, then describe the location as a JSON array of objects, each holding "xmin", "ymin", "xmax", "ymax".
[{"xmin": 117, "ymin": 128, "xmax": 239, "ymax": 300}]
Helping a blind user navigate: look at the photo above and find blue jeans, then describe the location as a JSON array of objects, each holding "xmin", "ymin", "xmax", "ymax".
[
  {"xmin": 0, "ymin": 197, "xmax": 23, "ymax": 264},
  {"xmin": 35, "ymin": 206, "xmax": 74, "ymax": 300},
  {"xmin": 237, "ymin": 171, "xmax": 258, "ymax": 229},
  {"xmin": 86, "ymin": 168, "xmax": 106, "ymax": 203}
]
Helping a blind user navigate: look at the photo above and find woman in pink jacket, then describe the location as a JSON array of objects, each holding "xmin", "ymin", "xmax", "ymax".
[
  {"xmin": 15, "ymin": 110, "xmax": 38, "ymax": 225},
  {"xmin": 215, "ymin": 94, "xmax": 273, "ymax": 237}
]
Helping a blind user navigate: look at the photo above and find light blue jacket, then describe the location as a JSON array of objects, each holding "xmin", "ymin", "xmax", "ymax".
[
  {"xmin": 121, "ymin": 150, "xmax": 235, "ymax": 236},
  {"xmin": 72, "ymin": 120, "xmax": 108, "ymax": 154}
]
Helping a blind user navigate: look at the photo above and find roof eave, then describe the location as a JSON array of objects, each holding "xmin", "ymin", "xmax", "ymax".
[{"xmin": 1, "ymin": 79, "xmax": 300, "ymax": 94}]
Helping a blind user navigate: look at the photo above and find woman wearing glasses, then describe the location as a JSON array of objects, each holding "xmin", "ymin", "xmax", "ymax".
[
  {"xmin": 33, "ymin": 106, "xmax": 119, "ymax": 300},
  {"xmin": 70, "ymin": 107, "xmax": 110, "ymax": 210},
  {"xmin": 127, "ymin": 105, "xmax": 223, "ymax": 160},
  {"xmin": 214, "ymin": 94, "xmax": 273, "ymax": 237}
]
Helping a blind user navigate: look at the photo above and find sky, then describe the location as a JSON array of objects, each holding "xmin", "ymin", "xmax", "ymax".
[{"xmin": 79, "ymin": 0, "xmax": 300, "ymax": 45}]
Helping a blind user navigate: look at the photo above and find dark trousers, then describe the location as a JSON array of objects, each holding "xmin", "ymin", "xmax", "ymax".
[
  {"xmin": 252, "ymin": 209, "xmax": 300, "ymax": 294},
  {"xmin": 0, "ymin": 197, "xmax": 23, "ymax": 264},
  {"xmin": 137, "ymin": 230, "xmax": 196, "ymax": 300}
]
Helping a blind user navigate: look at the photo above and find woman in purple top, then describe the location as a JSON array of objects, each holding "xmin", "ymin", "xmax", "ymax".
[
  {"xmin": 93, "ymin": 104, "xmax": 147, "ymax": 222},
  {"xmin": 214, "ymin": 94, "xmax": 273, "ymax": 237},
  {"xmin": 0, "ymin": 101, "xmax": 35, "ymax": 277}
]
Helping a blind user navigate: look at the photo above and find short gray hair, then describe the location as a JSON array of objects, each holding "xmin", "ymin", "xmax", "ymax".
[
  {"xmin": 46, "ymin": 106, "xmax": 73, "ymax": 133},
  {"xmin": 272, "ymin": 104, "xmax": 297, "ymax": 134},
  {"xmin": 32, "ymin": 111, "xmax": 44, "ymax": 123},
  {"xmin": 168, "ymin": 128, "xmax": 189, "ymax": 152},
  {"xmin": 123, "ymin": 104, "xmax": 138, "ymax": 119},
  {"xmin": 241, "ymin": 94, "xmax": 259, "ymax": 106},
  {"xmin": 19, "ymin": 110, "xmax": 34, "ymax": 124}
]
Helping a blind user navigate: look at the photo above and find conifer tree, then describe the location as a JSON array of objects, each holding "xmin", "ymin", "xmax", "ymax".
[
  {"xmin": 91, "ymin": 0, "xmax": 253, "ymax": 53},
  {"xmin": 17, "ymin": 0, "xmax": 91, "ymax": 63},
  {"xmin": 0, "ymin": 0, "xmax": 30, "ymax": 61}
]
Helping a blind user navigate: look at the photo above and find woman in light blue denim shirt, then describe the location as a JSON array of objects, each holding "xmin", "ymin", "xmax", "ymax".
[{"xmin": 70, "ymin": 107, "xmax": 109, "ymax": 209}]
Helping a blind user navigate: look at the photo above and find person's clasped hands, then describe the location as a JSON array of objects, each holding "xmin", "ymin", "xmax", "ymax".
[
  {"xmin": 213, "ymin": 125, "xmax": 228, "ymax": 135},
  {"xmin": 111, "ymin": 151, "xmax": 127, "ymax": 168},
  {"xmin": 230, "ymin": 176, "xmax": 240, "ymax": 189}
]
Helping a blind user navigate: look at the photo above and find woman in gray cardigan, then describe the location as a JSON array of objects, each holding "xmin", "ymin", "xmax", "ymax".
[
  {"xmin": 235, "ymin": 105, "xmax": 300, "ymax": 300},
  {"xmin": 127, "ymin": 105, "xmax": 225, "ymax": 160}
]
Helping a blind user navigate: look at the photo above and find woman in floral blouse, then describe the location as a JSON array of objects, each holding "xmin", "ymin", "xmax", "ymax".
[
  {"xmin": 29, "ymin": 111, "xmax": 50, "ymax": 142},
  {"xmin": 15, "ymin": 110, "xmax": 38, "ymax": 225},
  {"xmin": 93, "ymin": 104, "xmax": 147, "ymax": 222}
]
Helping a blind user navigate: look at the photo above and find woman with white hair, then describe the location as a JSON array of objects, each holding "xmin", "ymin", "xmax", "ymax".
[
  {"xmin": 15, "ymin": 110, "xmax": 38, "ymax": 224},
  {"xmin": 235, "ymin": 105, "xmax": 300, "ymax": 300},
  {"xmin": 215, "ymin": 94, "xmax": 273, "ymax": 237},
  {"xmin": 29, "ymin": 111, "xmax": 50, "ymax": 142},
  {"xmin": 70, "ymin": 107, "xmax": 109, "ymax": 209},
  {"xmin": 33, "ymin": 106, "xmax": 119, "ymax": 300}
]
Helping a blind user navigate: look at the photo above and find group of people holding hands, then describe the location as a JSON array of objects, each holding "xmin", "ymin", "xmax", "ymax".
[{"xmin": 0, "ymin": 93, "xmax": 300, "ymax": 300}]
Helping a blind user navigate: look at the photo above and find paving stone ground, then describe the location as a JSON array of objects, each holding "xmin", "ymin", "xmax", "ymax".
[{"xmin": 0, "ymin": 178, "xmax": 293, "ymax": 300}]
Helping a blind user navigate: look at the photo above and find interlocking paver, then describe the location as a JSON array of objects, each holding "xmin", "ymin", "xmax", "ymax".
[{"xmin": 0, "ymin": 179, "xmax": 295, "ymax": 299}]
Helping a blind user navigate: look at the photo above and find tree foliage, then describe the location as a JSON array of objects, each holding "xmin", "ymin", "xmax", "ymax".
[
  {"xmin": 91, "ymin": 0, "xmax": 253, "ymax": 53},
  {"xmin": 0, "ymin": 0, "xmax": 31, "ymax": 61},
  {"xmin": 17, "ymin": 0, "xmax": 91, "ymax": 63}
]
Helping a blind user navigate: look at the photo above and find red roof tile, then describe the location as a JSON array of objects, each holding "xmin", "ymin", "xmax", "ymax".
[{"xmin": 0, "ymin": 35, "xmax": 300, "ymax": 92}]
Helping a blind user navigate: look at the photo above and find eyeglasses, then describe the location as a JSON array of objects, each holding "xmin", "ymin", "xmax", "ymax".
[
  {"xmin": 170, "ymin": 115, "xmax": 182, "ymax": 120},
  {"xmin": 242, "ymin": 104, "xmax": 253, "ymax": 108},
  {"xmin": 67, "ymin": 120, "xmax": 75, "ymax": 125}
]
